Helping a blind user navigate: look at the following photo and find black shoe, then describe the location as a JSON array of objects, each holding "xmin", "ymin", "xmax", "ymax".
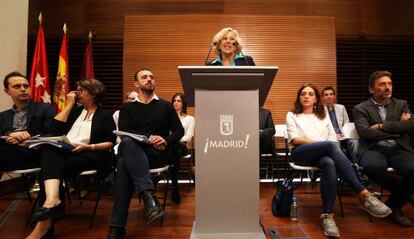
[
  {"xmin": 41, "ymin": 225, "xmax": 55, "ymax": 239},
  {"xmin": 388, "ymin": 209, "xmax": 414, "ymax": 227},
  {"xmin": 140, "ymin": 190, "xmax": 164, "ymax": 223},
  {"xmin": 171, "ymin": 188, "xmax": 181, "ymax": 204},
  {"xmin": 31, "ymin": 203, "xmax": 65, "ymax": 226},
  {"xmin": 107, "ymin": 226, "xmax": 126, "ymax": 239}
]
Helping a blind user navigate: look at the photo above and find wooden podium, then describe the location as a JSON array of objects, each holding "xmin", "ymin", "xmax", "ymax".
[{"xmin": 179, "ymin": 66, "xmax": 278, "ymax": 239}]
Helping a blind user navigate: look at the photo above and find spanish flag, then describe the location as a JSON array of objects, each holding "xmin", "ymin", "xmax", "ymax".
[{"xmin": 53, "ymin": 23, "xmax": 70, "ymax": 113}]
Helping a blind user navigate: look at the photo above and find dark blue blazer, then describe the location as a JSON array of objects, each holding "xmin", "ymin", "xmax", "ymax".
[{"xmin": 0, "ymin": 101, "xmax": 55, "ymax": 136}]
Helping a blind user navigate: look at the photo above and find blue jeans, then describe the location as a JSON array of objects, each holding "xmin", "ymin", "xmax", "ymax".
[
  {"xmin": 109, "ymin": 137, "xmax": 167, "ymax": 227},
  {"xmin": 291, "ymin": 141, "xmax": 365, "ymax": 213}
]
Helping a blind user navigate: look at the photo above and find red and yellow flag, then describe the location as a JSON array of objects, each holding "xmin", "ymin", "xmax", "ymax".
[
  {"xmin": 81, "ymin": 31, "xmax": 95, "ymax": 79},
  {"xmin": 53, "ymin": 23, "xmax": 70, "ymax": 112},
  {"xmin": 29, "ymin": 13, "xmax": 51, "ymax": 103}
]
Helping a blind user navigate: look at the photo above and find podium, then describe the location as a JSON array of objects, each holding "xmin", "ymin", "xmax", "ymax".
[{"xmin": 179, "ymin": 66, "xmax": 278, "ymax": 239}]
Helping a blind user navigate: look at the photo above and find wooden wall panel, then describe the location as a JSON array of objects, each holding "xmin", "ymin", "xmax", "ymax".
[
  {"xmin": 29, "ymin": 0, "xmax": 414, "ymax": 37},
  {"xmin": 337, "ymin": 37, "xmax": 414, "ymax": 121},
  {"xmin": 124, "ymin": 15, "xmax": 336, "ymax": 124}
]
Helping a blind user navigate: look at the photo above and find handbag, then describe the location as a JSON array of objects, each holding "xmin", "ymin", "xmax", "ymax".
[{"xmin": 272, "ymin": 178, "xmax": 293, "ymax": 217}]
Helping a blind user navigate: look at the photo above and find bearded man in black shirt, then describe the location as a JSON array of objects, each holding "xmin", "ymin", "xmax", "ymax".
[{"xmin": 107, "ymin": 68, "xmax": 184, "ymax": 239}]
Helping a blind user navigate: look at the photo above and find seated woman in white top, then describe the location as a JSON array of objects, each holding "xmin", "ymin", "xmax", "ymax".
[
  {"xmin": 169, "ymin": 93, "xmax": 195, "ymax": 204},
  {"xmin": 286, "ymin": 83, "xmax": 391, "ymax": 238},
  {"xmin": 27, "ymin": 79, "xmax": 116, "ymax": 239},
  {"xmin": 172, "ymin": 93, "xmax": 195, "ymax": 151}
]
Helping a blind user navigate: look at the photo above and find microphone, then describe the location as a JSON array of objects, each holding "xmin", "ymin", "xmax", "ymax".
[
  {"xmin": 204, "ymin": 42, "xmax": 216, "ymax": 65},
  {"xmin": 233, "ymin": 42, "xmax": 249, "ymax": 66}
]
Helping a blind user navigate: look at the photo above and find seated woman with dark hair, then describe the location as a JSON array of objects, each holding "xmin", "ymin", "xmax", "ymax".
[
  {"xmin": 286, "ymin": 83, "xmax": 391, "ymax": 238},
  {"xmin": 26, "ymin": 78, "xmax": 116, "ymax": 239},
  {"xmin": 169, "ymin": 92, "xmax": 195, "ymax": 204}
]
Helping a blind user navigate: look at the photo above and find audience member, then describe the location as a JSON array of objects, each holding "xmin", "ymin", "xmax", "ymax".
[
  {"xmin": 170, "ymin": 92, "xmax": 195, "ymax": 204},
  {"xmin": 322, "ymin": 86, "xmax": 358, "ymax": 162},
  {"xmin": 259, "ymin": 107, "xmax": 275, "ymax": 155},
  {"xmin": 107, "ymin": 68, "xmax": 184, "ymax": 239},
  {"xmin": 0, "ymin": 71, "xmax": 55, "ymax": 171},
  {"xmin": 26, "ymin": 78, "xmax": 116, "ymax": 239},
  {"xmin": 353, "ymin": 70, "xmax": 414, "ymax": 227},
  {"xmin": 287, "ymin": 83, "xmax": 391, "ymax": 238},
  {"xmin": 113, "ymin": 90, "xmax": 138, "ymax": 144}
]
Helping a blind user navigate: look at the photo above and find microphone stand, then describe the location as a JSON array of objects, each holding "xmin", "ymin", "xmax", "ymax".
[{"xmin": 204, "ymin": 43, "xmax": 216, "ymax": 65}]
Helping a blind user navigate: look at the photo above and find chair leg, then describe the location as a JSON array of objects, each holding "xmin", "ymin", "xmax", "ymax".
[
  {"xmin": 160, "ymin": 171, "xmax": 169, "ymax": 225},
  {"xmin": 89, "ymin": 179, "xmax": 104, "ymax": 229},
  {"xmin": 64, "ymin": 179, "xmax": 72, "ymax": 204},
  {"xmin": 26, "ymin": 193, "xmax": 40, "ymax": 225},
  {"xmin": 337, "ymin": 179, "xmax": 345, "ymax": 217},
  {"xmin": 21, "ymin": 174, "xmax": 33, "ymax": 203}
]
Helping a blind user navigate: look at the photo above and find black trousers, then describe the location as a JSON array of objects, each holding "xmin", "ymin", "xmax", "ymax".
[
  {"xmin": 360, "ymin": 147, "xmax": 414, "ymax": 209},
  {"xmin": 0, "ymin": 141, "xmax": 40, "ymax": 171},
  {"xmin": 40, "ymin": 145, "xmax": 96, "ymax": 180}
]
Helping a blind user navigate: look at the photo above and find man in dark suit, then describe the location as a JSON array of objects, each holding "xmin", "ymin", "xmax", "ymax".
[
  {"xmin": 353, "ymin": 70, "xmax": 414, "ymax": 227},
  {"xmin": 259, "ymin": 107, "xmax": 275, "ymax": 155},
  {"xmin": 0, "ymin": 71, "xmax": 55, "ymax": 171}
]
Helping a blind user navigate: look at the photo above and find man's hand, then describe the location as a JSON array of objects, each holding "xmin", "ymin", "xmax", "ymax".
[
  {"xmin": 150, "ymin": 135, "xmax": 167, "ymax": 151},
  {"xmin": 336, "ymin": 134, "xmax": 345, "ymax": 141},
  {"xmin": 72, "ymin": 143, "xmax": 90, "ymax": 153},
  {"xmin": 5, "ymin": 136, "xmax": 20, "ymax": 145},
  {"xmin": 400, "ymin": 112, "xmax": 411, "ymax": 121},
  {"xmin": 7, "ymin": 131, "xmax": 31, "ymax": 144}
]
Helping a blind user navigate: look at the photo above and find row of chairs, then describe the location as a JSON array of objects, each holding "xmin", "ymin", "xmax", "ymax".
[
  {"xmin": 271, "ymin": 122, "xmax": 397, "ymax": 218},
  {"xmin": 1, "ymin": 157, "xmax": 173, "ymax": 229}
]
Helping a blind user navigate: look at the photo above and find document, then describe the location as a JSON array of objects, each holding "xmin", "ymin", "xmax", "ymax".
[
  {"xmin": 23, "ymin": 135, "xmax": 75, "ymax": 150},
  {"xmin": 113, "ymin": 130, "xmax": 152, "ymax": 144}
]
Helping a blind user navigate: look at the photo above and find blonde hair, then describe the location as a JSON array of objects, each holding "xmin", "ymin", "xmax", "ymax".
[{"xmin": 212, "ymin": 27, "xmax": 244, "ymax": 55}]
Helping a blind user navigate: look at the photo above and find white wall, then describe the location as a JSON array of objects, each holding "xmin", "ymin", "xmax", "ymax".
[{"xmin": 0, "ymin": 0, "xmax": 29, "ymax": 111}]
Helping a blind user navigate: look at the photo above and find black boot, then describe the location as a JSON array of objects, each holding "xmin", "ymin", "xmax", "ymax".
[
  {"xmin": 107, "ymin": 226, "xmax": 126, "ymax": 239},
  {"xmin": 140, "ymin": 190, "xmax": 164, "ymax": 223}
]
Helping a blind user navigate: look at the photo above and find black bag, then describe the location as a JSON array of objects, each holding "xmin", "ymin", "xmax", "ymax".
[{"xmin": 272, "ymin": 178, "xmax": 293, "ymax": 217}]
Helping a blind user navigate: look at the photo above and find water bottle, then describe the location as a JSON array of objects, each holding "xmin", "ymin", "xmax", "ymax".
[{"xmin": 290, "ymin": 197, "xmax": 298, "ymax": 221}]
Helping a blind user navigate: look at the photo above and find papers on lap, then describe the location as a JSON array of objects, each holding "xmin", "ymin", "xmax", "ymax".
[
  {"xmin": 113, "ymin": 130, "xmax": 152, "ymax": 144},
  {"xmin": 23, "ymin": 135, "xmax": 75, "ymax": 150}
]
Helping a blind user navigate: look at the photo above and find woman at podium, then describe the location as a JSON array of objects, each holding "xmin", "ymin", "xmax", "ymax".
[
  {"xmin": 286, "ymin": 83, "xmax": 392, "ymax": 238},
  {"xmin": 206, "ymin": 27, "xmax": 255, "ymax": 66}
]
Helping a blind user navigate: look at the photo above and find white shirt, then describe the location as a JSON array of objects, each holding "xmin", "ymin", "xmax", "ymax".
[
  {"xmin": 66, "ymin": 109, "xmax": 93, "ymax": 145},
  {"xmin": 286, "ymin": 111, "xmax": 337, "ymax": 144},
  {"xmin": 134, "ymin": 93, "xmax": 159, "ymax": 103},
  {"xmin": 180, "ymin": 115, "xmax": 195, "ymax": 142}
]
